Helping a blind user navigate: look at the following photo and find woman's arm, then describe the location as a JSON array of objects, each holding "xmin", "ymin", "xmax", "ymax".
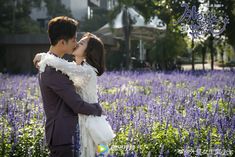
[
  {"xmin": 41, "ymin": 66, "xmax": 102, "ymax": 116},
  {"xmin": 33, "ymin": 52, "xmax": 47, "ymax": 69},
  {"xmin": 38, "ymin": 53, "xmax": 93, "ymax": 89}
]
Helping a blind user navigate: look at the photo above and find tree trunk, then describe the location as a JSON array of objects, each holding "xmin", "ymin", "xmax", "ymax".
[
  {"xmin": 221, "ymin": 52, "xmax": 224, "ymax": 70},
  {"xmin": 221, "ymin": 41, "xmax": 226, "ymax": 70},
  {"xmin": 202, "ymin": 46, "xmax": 206, "ymax": 71},
  {"xmin": 209, "ymin": 34, "xmax": 214, "ymax": 70},
  {"xmin": 125, "ymin": 34, "xmax": 130, "ymax": 69},
  {"xmin": 191, "ymin": 38, "xmax": 195, "ymax": 71},
  {"xmin": 122, "ymin": 7, "xmax": 131, "ymax": 70}
]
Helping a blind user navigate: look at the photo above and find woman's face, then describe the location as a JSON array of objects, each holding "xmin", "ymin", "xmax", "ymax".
[{"xmin": 72, "ymin": 36, "xmax": 89, "ymax": 58}]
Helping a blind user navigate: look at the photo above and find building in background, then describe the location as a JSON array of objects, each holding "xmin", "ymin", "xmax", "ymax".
[
  {"xmin": 89, "ymin": 0, "xmax": 118, "ymax": 10},
  {"xmin": 30, "ymin": 0, "xmax": 118, "ymax": 27},
  {"xmin": 1, "ymin": 0, "xmax": 120, "ymax": 73},
  {"xmin": 88, "ymin": 0, "xmax": 118, "ymax": 19},
  {"xmin": 30, "ymin": 1, "xmax": 48, "ymax": 28}
]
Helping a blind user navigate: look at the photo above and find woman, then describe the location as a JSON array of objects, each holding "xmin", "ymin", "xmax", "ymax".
[{"xmin": 37, "ymin": 32, "xmax": 115, "ymax": 157}]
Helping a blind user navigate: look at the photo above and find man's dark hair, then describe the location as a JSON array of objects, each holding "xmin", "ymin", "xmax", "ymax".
[{"xmin": 48, "ymin": 16, "xmax": 79, "ymax": 46}]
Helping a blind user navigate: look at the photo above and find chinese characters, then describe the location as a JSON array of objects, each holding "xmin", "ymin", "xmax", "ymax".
[{"xmin": 176, "ymin": 3, "xmax": 229, "ymax": 38}]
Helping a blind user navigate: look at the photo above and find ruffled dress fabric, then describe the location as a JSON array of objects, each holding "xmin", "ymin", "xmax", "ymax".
[{"xmin": 39, "ymin": 53, "xmax": 115, "ymax": 157}]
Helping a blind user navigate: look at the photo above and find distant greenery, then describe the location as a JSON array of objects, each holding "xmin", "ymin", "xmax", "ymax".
[
  {"xmin": 148, "ymin": 30, "xmax": 187, "ymax": 70},
  {"xmin": 0, "ymin": 0, "xmax": 72, "ymax": 34},
  {"xmin": 80, "ymin": 8, "xmax": 109, "ymax": 32},
  {"xmin": 44, "ymin": 0, "xmax": 72, "ymax": 18},
  {"xmin": 117, "ymin": 0, "xmax": 235, "ymax": 52},
  {"xmin": 0, "ymin": 0, "xmax": 43, "ymax": 34},
  {"xmin": 114, "ymin": 0, "xmax": 235, "ymax": 70}
]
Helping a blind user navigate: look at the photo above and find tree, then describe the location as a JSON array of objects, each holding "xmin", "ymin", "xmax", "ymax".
[
  {"xmin": 194, "ymin": 40, "xmax": 208, "ymax": 70},
  {"xmin": 122, "ymin": 6, "xmax": 134, "ymax": 70},
  {"xmin": 220, "ymin": 0, "xmax": 235, "ymax": 51},
  {"xmin": 108, "ymin": 2, "xmax": 135, "ymax": 69},
  {"xmin": 123, "ymin": 0, "xmax": 200, "ymax": 70},
  {"xmin": 0, "ymin": 0, "xmax": 43, "ymax": 34},
  {"xmin": 148, "ymin": 30, "xmax": 187, "ymax": 70},
  {"xmin": 147, "ymin": 0, "xmax": 200, "ymax": 71},
  {"xmin": 215, "ymin": 37, "xmax": 235, "ymax": 66},
  {"xmin": 132, "ymin": 0, "xmax": 234, "ymax": 70},
  {"xmin": 198, "ymin": 0, "xmax": 229, "ymax": 70},
  {"xmin": 44, "ymin": 0, "xmax": 72, "ymax": 18},
  {"xmin": 80, "ymin": 8, "xmax": 109, "ymax": 32}
]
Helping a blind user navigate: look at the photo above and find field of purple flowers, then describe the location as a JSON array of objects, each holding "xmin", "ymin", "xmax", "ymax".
[{"xmin": 0, "ymin": 70, "xmax": 235, "ymax": 157}]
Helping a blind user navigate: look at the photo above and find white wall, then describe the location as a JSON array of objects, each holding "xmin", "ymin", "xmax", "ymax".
[
  {"xmin": 61, "ymin": 0, "xmax": 71, "ymax": 9},
  {"xmin": 30, "ymin": 1, "xmax": 48, "ymax": 21},
  {"xmin": 70, "ymin": 0, "xmax": 88, "ymax": 20}
]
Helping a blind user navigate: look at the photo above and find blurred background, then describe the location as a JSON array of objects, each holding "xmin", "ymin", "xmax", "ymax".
[{"xmin": 0, "ymin": 0, "xmax": 234, "ymax": 74}]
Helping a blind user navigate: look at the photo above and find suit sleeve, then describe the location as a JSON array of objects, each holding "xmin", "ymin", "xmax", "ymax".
[{"xmin": 42, "ymin": 66, "xmax": 102, "ymax": 116}]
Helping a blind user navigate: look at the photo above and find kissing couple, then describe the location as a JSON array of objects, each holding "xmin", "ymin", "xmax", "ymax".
[{"xmin": 34, "ymin": 16, "xmax": 115, "ymax": 157}]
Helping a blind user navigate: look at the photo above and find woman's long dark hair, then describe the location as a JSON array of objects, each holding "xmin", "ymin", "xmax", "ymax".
[{"xmin": 83, "ymin": 32, "xmax": 105, "ymax": 76}]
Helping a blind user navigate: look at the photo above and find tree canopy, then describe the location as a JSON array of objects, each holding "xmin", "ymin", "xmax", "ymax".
[
  {"xmin": 0, "ymin": 0, "xmax": 43, "ymax": 34},
  {"xmin": 0, "ymin": 0, "xmax": 72, "ymax": 34}
]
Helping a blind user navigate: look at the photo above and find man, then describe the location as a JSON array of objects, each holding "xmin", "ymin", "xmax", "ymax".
[{"xmin": 36, "ymin": 16, "xmax": 102, "ymax": 157}]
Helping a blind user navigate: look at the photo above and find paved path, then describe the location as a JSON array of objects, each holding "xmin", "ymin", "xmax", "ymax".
[{"xmin": 181, "ymin": 63, "xmax": 233, "ymax": 70}]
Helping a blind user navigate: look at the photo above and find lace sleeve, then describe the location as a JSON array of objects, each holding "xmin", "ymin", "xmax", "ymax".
[
  {"xmin": 38, "ymin": 53, "xmax": 94, "ymax": 88},
  {"xmin": 71, "ymin": 64, "xmax": 94, "ymax": 88}
]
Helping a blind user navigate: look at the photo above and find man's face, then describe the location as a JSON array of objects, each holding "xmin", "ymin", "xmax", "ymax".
[
  {"xmin": 72, "ymin": 36, "xmax": 89, "ymax": 58},
  {"xmin": 64, "ymin": 34, "xmax": 77, "ymax": 54}
]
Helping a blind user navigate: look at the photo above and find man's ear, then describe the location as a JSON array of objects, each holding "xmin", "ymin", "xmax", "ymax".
[
  {"xmin": 57, "ymin": 39, "xmax": 66, "ymax": 46},
  {"xmin": 59, "ymin": 39, "xmax": 65, "ymax": 46}
]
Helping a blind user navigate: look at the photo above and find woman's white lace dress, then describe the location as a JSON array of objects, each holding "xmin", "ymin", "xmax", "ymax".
[{"xmin": 38, "ymin": 53, "xmax": 115, "ymax": 157}]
